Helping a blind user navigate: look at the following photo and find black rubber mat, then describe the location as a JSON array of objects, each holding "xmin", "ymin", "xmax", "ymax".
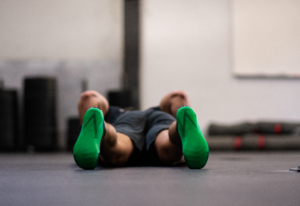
[{"xmin": 0, "ymin": 152, "xmax": 299, "ymax": 206}]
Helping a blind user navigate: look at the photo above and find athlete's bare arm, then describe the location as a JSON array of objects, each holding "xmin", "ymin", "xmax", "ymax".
[
  {"xmin": 78, "ymin": 90, "xmax": 109, "ymax": 125},
  {"xmin": 159, "ymin": 90, "xmax": 191, "ymax": 118}
]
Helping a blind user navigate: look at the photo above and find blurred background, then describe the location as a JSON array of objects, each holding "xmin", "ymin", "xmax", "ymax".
[{"xmin": 0, "ymin": 0, "xmax": 300, "ymax": 151}]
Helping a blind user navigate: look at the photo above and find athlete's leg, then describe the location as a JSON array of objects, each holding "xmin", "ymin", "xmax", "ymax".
[
  {"xmin": 154, "ymin": 107, "xmax": 209, "ymax": 169},
  {"xmin": 74, "ymin": 91, "xmax": 135, "ymax": 169},
  {"xmin": 99, "ymin": 122, "xmax": 134, "ymax": 166},
  {"xmin": 154, "ymin": 121, "xmax": 184, "ymax": 165}
]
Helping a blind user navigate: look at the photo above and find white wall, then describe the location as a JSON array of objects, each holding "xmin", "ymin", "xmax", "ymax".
[
  {"xmin": 2, "ymin": 0, "xmax": 300, "ymax": 145},
  {"xmin": 0, "ymin": 0, "xmax": 123, "ymax": 149},
  {"xmin": 140, "ymin": 0, "xmax": 300, "ymax": 133},
  {"xmin": 0, "ymin": 0, "xmax": 123, "ymax": 60},
  {"xmin": 232, "ymin": 0, "xmax": 300, "ymax": 76}
]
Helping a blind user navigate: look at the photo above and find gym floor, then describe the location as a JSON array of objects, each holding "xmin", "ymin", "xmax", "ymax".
[{"xmin": 0, "ymin": 152, "xmax": 299, "ymax": 206}]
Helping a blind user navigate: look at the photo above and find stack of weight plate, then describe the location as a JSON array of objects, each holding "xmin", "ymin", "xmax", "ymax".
[
  {"xmin": 67, "ymin": 117, "xmax": 81, "ymax": 151},
  {"xmin": 0, "ymin": 89, "xmax": 18, "ymax": 151},
  {"xmin": 23, "ymin": 77, "xmax": 57, "ymax": 151},
  {"xmin": 108, "ymin": 90, "xmax": 132, "ymax": 108}
]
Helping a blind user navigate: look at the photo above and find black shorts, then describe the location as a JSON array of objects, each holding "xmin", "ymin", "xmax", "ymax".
[{"xmin": 107, "ymin": 107, "xmax": 175, "ymax": 165}]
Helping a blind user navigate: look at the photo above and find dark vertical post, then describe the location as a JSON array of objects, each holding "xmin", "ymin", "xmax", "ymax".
[{"xmin": 124, "ymin": 0, "xmax": 140, "ymax": 109}]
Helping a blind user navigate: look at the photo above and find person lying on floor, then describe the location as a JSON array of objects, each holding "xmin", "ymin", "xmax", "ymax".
[{"xmin": 73, "ymin": 90, "xmax": 209, "ymax": 169}]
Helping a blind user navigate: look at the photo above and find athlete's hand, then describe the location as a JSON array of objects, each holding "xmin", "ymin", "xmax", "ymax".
[
  {"xmin": 78, "ymin": 91, "xmax": 109, "ymax": 124},
  {"xmin": 159, "ymin": 91, "xmax": 191, "ymax": 118}
]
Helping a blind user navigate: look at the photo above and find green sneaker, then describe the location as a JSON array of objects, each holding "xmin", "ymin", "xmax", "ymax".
[
  {"xmin": 176, "ymin": 106, "xmax": 209, "ymax": 169},
  {"xmin": 73, "ymin": 108, "xmax": 105, "ymax": 170}
]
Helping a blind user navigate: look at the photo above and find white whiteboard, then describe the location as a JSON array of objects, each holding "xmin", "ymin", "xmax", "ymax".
[{"xmin": 232, "ymin": 0, "xmax": 300, "ymax": 77}]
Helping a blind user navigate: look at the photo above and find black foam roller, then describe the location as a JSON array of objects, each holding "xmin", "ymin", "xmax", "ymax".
[
  {"xmin": 255, "ymin": 122, "xmax": 300, "ymax": 134},
  {"xmin": 208, "ymin": 122, "xmax": 255, "ymax": 136},
  {"xmin": 207, "ymin": 135, "xmax": 300, "ymax": 151},
  {"xmin": 208, "ymin": 121, "xmax": 300, "ymax": 136}
]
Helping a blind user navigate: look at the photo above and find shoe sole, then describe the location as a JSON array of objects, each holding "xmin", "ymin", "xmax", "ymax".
[
  {"xmin": 73, "ymin": 108, "xmax": 104, "ymax": 170},
  {"xmin": 177, "ymin": 106, "xmax": 209, "ymax": 169}
]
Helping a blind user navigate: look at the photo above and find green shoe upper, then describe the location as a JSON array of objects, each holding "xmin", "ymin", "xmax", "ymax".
[
  {"xmin": 176, "ymin": 106, "xmax": 209, "ymax": 169},
  {"xmin": 73, "ymin": 108, "xmax": 104, "ymax": 170}
]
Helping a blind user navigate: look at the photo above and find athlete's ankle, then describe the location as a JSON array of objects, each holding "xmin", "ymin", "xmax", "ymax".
[
  {"xmin": 168, "ymin": 121, "xmax": 182, "ymax": 146},
  {"xmin": 100, "ymin": 123, "xmax": 118, "ymax": 148}
]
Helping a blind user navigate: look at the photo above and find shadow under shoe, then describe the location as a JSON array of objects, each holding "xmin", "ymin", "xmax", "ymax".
[
  {"xmin": 176, "ymin": 106, "xmax": 209, "ymax": 169},
  {"xmin": 73, "ymin": 108, "xmax": 104, "ymax": 170}
]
